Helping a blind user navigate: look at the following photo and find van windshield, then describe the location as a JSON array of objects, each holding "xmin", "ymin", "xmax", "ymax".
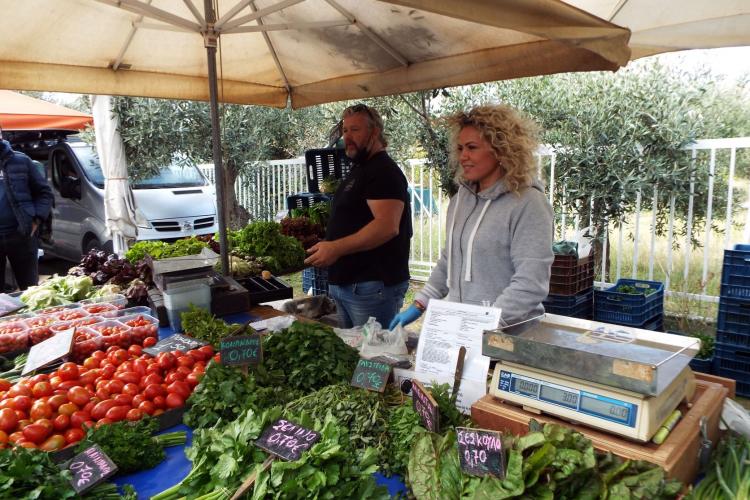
[{"xmin": 72, "ymin": 143, "xmax": 207, "ymax": 189}]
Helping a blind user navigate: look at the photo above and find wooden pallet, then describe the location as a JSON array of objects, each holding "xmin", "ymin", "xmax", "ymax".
[{"xmin": 471, "ymin": 379, "xmax": 727, "ymax": 486}]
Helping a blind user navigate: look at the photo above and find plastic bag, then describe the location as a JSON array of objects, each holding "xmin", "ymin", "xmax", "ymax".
[
  {"xmin": 263, "ymin": 314, "xmax": 296, "ymax": 333},
  {"xmin": 333, "ymin": 323, "xmax": 365, "ymax": 349},
  {"xmin": 360, "ymin": 317, "xmax": 408, "ymax": 357},
  {"xmin": 720, "ymin": 398, "xmax": 750, "ymax": 439}
]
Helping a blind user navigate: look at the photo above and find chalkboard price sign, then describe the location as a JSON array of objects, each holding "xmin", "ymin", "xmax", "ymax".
[
  {"xmin": 66, "ymin": 445, "xmax": 118, "ymax": 494},
  {"xmin": 456, "ymin": 427, "xmax": 505, "ymax": 478},
  {"xmin": 411, "ymin": 380, "xmax": 440, "ymax": 433},
  {"xmin": 255, "ymin": 419, "xmax": 321, "ymax": 461},
  {"xmin": 350, "ymin": 358, "xmax": 391, "ymax": 392},
  {"xmin": 143, "ymin": 333, "xmax": 208, "ymax": 356},
  {"xmin": 221, "ymin": 334, "xmax": 262, "ymax": 366}
]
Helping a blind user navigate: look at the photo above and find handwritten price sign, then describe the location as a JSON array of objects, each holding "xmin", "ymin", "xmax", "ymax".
[
  {"xmin": 255, "ymin": 419, "xmax": 321, "ymax": 461},
  {"xmin": 456, "ymin": 427, "xmax": 505, "ymax": 478},
  {"xmin": 350, "ymin": 358, "xmax": 391, "ymax": 392},
  {"xmin": 411, "ymin": 380, "xmax": 440, "ymax": 433},
  {"xmin": 66, "ymin": 445, "xmax": 118, "ymax": 493}
]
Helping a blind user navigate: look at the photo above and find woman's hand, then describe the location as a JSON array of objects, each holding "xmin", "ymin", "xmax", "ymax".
[{"xmin": 389, "ymin": 304, "xmax": 424, "ymax": 330}]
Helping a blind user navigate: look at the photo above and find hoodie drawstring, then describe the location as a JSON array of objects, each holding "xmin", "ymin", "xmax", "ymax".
[
  {"xmin": 445, "ymin": 189, "xmax": 461, "ymax": 288},
  {"xmin": 464, "ymin": 198, "xmax": 492, "ymax": 282}
]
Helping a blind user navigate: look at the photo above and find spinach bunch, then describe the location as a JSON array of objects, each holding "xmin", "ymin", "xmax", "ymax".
[
  {"xmin": 262, "ymin": 321, "xmax": 360, "ymax": 392},
  {"xmin": 386, "ymin": 402, "xmax": 425, "ymax": 476},
  {"xmin": 285, "ymin": 384, "xmax": 390, "ymax": 466},
  {"xmin": 179, "ymin": 305, "xmax": 241, "ymax": 347},
  {"xmin": 124, "ymin": 237, "xmax": 207, "ymax": 264}
]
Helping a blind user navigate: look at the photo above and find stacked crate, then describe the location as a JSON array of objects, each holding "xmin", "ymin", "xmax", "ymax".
[
  {"xmin": 714, "ymin": 243, "xmax": 750, "ymax": 397},
  {"xmin": 594, "ymin": 279, "xmax": 664, "ymax": 331},
  {"xmin": 302, "ymin": 266, "xmax": 329, "ymax": 297},
  {"xmin": 543, "ymin": 252, "xmax": 595, "ymax": 319}
]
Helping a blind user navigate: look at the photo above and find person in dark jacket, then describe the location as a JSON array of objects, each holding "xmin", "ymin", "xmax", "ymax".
[{"xmin": 0, "ymin": 127, "xmax": 54, "ymax": 290}]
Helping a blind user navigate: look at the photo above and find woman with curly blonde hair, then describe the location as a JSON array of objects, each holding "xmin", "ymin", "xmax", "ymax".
[{"xmin": 391, "ymin": 104, "xmax": 554, "ymax": 329}]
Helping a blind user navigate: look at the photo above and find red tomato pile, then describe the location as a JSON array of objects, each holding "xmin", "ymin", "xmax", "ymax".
[
  {"xmin": 93, "ymin": 323, "xmax": 133, "ymax": 349},
  {"xmin": 82, "ymin": 303, "xmax": 117, "ymax": 315},
  {"xmin": 56, "ymin": 309, "xmax": 89, "ymax": 322},
  {"xmin": 0, "ymin": 344, "xmax": 214, "ymax": 451},
  {"xmin": 122, "ymin": 316, "xmax": 159, "ymax": 345}
]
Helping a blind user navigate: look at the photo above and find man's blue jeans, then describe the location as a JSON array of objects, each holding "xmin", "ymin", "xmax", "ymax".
[{"xmin": 328, "ymin": 280, "xmax": 409, "ymax": 329}]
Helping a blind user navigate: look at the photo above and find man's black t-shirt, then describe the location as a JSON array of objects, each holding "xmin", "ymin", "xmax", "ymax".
[{"xmin": 325, "ymin": 151, "xmax": 411, "ymax": 286}]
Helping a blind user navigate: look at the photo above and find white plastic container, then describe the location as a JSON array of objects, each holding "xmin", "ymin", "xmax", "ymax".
[{"xmin": 162, "ymin": 281, "xmax": 211, "ymax": 332}]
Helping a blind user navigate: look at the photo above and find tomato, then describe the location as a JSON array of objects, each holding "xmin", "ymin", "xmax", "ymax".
[
  {"xmin": 11, "ymin": 395, "xmax": 32, "ymax": 412},
  {"xmin": 0, "ymin": 408, "xmax": 18, "ymax": 432},
  {"xmin": 0, "ymin": 429, "xmax": 7, "ymax": 445},
  {"xmin": 95, "ymin": 418, "xmax": 113, "ymax": 428},
  {"xmin": 107, "ymin": 349, "xmax": 129, "ymax": 366},
  {"xmin": 143, "ymin": 336, "xmax": 157, "ymax": 347},
  {"xmin": 64, "ymin": 427, "xmax": 85, "ymax": 444},
  {"xmin": 48, "ymin": 375, "xmax": 63, "ymax": 389},
  {"xmin": 198, "ymin": 345, "xmax": 214, "ymax": 357},
  {"xmin": 157, "ymin": 352, "xmax": 176, "ymax": 370},
  {"xmin": 115, "ymin": 371, "xmax": 140, "ymax": 385},
  {"xmin": 57, "ymin": 380, "xmax": 80, "ymax": 391},
  {"xmin": 39, "ymin": 434, "xmax": 66, "ymax": 451},
  {"xmin": 30, "ymin": 402, "xmax": 53, "ymax": 421},
  {"xmin": 164, "ymin": 372, "xmax": 180, "ymax": 384},
  {"xmin": 15, "ymin": 412, "xmax": 28, "ymax": 423},
  {"xmin": 23, "ymin": 423, "xmax": 51, "ymax": 444},
  {"xmin": 82, "ymin": 356, "xmax": 100, "ymax": 369},
  {"xmin": 28, "ymin": 374, "xmax": 49, "ymax": 385},
  {"xmin": 70, "ymin": 411, "xmax": 91, "ymax": 428},
  {"xmin": 92, "ymin": 350, "xmax": 107, "ymax": 360},
  {"xmin": 100, "ymin": 364, "xmax": 116, "ymax": 380},
  {"xmin": 137, "ymin": 400, "xmax": 155, "ymax": 415},
  {"xmin": 113, "ymin": 394, "xmax": 133, "ymax": 406},
  {"xmin": 143, "ymin": 383, "xmax": 165, "ymax": 400},
  {"xmin": 8, "ymin": 431, "xmax": 25, "ymax": 444},
  {"xmin": 167, "ymin": 381, "xmax": 191, "ymax": 400},
  {"xmin": 95, "ymin": 386, "xmax": 111, "ymax": 401},
  {"xmin": 47, "ymin": 394, "xmax": 68, "ymax": 411},
  {"xmin": 122, "ymin": 383, "xmax": 140, "ymax": 396},
  {"xmin": 17, "ymin": 440, "xmax": 38, "ymax": 449},
  {"xmin": 143, "ymin": 373, "xmax": 163, "ymax": 386},
  {"xmin": 132, "ymin": 359, "xmax": 148, "ymax": 376},
  {"xmin": 124, "ymin": 408, "xmax": 143, "ymax": 422},
  {"xmin": 7, "ymin": 384, "xmax": 31, "ymax": 398},
  {"xmin": 79, "ymin": 369, "xmax": 100, "ymax": 386},
  {"xmin": 106, "ymin": 380, "xmax": 124, "ymax": 395},
  {"xmin": 67, "ymin": 386, "xmax": 91, "ymax": 407},
  {"xmin": 145, "ymin": 363, "xmax": 162, "ymax": 375},
  {"xmin": 128, "ymin": 344, "xmax": 143, "ymax": 356},
  {"xmin": 53, "ymin": 414, "xmax": 70, "ymax": 432},
  {"xmin": 152, "ymin": 395, "xmax": 166, "ymax": 410},
  {"xmin": 105, "ymin": 405, "xmax": 130, "ymax": 422},
  {"xmin": 35, "ymin": 419, "xmax": 54, "ymax": 433},
  {"xmin": 165, "ymin": 392, "xmax": 184, "ymax": 409},
  {"xmin": 58, "ymin": 362, "xmax": 80, "ymax": 382},
  {"xmin": 176, "ymin": 355, "xmax": 194, "ymax": 368},
  {"xmin": 188, "ymin": 348, "xmax": 205, "ymax": 362},
  {"xmin": 91, "ymin": 400, "xmax": 119, "ymax": 420},
  {"xmin": 31, "ymin": 381, "xmax": 53, "ymax": 398},
  {"xmin": 83, "ymin": 399, "xmax": 99, "ymax": 415}
]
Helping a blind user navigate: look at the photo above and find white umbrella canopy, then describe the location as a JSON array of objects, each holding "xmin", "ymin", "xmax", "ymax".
[
  {"xmin": 564, "ymin": 0, "xmax": 750, "ymax": 59},
  {"xmin": 0, "ymin": 0, "xmax": 632, "ymax": 108}
]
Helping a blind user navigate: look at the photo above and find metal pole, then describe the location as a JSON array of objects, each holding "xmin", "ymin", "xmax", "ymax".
[{"xmin": 204, "ymin": 0, "xmax": 230, "ymax": 276}]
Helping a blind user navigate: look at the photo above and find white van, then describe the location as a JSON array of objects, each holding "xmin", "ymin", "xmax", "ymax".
[{"xmin": 10, "ymin": 131, "xmax": 218, "ymax": 261}]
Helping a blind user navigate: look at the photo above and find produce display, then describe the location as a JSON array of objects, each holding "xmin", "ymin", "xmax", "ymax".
[
  {"xmin": 179, "ymin": 305, "xmax": 242, "ymax": 347},
  {"xmin": 20, "ymin": 275, "xmax": 94, "ymax": 310},
  {"xmin": 615, "ymin": 284, "xmax": 657, "ymax": 296},
  {"xmin": 280, "ymin": 216, "xmax": 324, "ymax": 250},
  {"xmin": 688, "ymin": 432, "xmax": 750, "ymax": 499},
  {"xmin": 124, "ymin": 237, "xmax": 208, "ymax": 264}
]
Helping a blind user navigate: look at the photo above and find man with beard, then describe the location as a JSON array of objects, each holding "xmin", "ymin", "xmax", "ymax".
[{"xmin": 305, "ymin": 104, "xmax": 412, "ymax": 328}]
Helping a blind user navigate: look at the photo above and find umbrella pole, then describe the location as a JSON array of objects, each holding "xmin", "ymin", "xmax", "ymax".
[{"xmin": 204, "ymin": 0, "xmax": 230, "ymax": 276}]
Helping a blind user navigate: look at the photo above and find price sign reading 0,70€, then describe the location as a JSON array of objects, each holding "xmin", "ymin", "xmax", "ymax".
[
  {"xmin": 220, "ymin": 334, "xmax": 262, "ymax": 366},
  {"xmin": 255, "ymin": 419, "xmax": 321, "ymax": 462},
  {"xmin": 350, "ymin": 358, "xmax": 392, "ymax": 392},
  {"xmin": 65, "ymin": 445, "xmax": 118, "ymax": 494},
  {"xmin": 456, "ymin": 427, "xmax": 505, "ymax": 478}
]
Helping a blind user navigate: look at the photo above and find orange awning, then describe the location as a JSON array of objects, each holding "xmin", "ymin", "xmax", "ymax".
[{"xmin": 0, "ymin": 90, "xmax": 92, "ymax": 131}]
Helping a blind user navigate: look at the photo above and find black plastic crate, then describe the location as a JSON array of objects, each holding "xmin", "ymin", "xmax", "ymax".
[
  {"xmin": 716, "ymin": 330, "xmax": 750, "ymax": 349},
  {"xmin": 713, "ymin": 367, "xmax": 750, "ymax": 397},
  {"xmin": 549, "ymin": 252, "xmax": 595, "ymax": 296},
  {"xmin": 543, "ymin": 288, "xmax": 593, "ymax": 318},
  {"xmin": 235, "ymin": 275, "xmax": 293, "ymax": 305},
  {"xmin": 720, "ymin": 278, "xmax": 750, "ymax": 300},
  {"xmin": 286, "ymin": 192, "xmax": 331, "ymax": 212},
  {"xmin": 717, "ymin": 296, "xmax": 750, "ymax": 336},
  {"xmin": 544, "ymin": 302, "xmax": 593, "ymax": 319},
  {"xmin": 304, "ymin": 148, "xmax": 352, "ymax": 193},
  {"xmin": 302, "ymin": 266, "xmax": 329, "ymax": 296}
]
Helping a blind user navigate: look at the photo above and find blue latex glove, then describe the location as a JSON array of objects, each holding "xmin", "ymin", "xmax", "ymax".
[{"xmin": 389, "ymin": 304, "xmax": 423, "ymax": 330}]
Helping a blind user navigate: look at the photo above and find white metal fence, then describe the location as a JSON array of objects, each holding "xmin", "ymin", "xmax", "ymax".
[{"xmin": 199, "ymin": 137, "xmax": 750, "ymax": 300}]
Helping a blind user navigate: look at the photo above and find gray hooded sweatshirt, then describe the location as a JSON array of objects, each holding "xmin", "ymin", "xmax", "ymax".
[{"xmin": 415, "ymin": 177, "xmax": 554, "ymax": 327}]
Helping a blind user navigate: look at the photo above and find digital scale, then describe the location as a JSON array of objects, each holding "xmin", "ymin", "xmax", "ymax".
[
  {"xmin": 483, "ymin": 314, "xmax": 701, "ymax": 442},
  {"xmin": 490, "ymin": 361, "xmax": 695, "ymax": 442}
]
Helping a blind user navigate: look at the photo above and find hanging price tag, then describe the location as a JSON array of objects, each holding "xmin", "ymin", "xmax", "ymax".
[
  {"xmin": 64, "ymin": 445, "xmax": 118, "ymax": 494},
  {"xmin": 350, "ymin": 358, "xmax": 391, "ymax": 392},
  {"xmin": 255, "ymin": 419, "xmax": 321, "ymax": 461},
  {"xmin": 411, "ymin": 380, "xmax": 440, "ymax": 433},
  {"xmin": 456, "ymin": 427, "xmax": 505, "ymax": 478}
]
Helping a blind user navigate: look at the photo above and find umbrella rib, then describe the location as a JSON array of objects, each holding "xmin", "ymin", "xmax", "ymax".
[
  {"xmin": 182, "ymin": 0, "xmax": 206, "ymax": 26},
  {"xmin": 215, "ymin": 0, "xmax": 254, "ymax": 30},
  {"xmin": 249, "ymin": 0, "xmax": 291, "ymax": 93},
  {"xmin": 220, "ymin": 0, "xmax": 305, "ymax": 32},
  {"xmin": 96, "ymin": 0, "xmax": 201, "ymax": 32},
  {"xmin": 324, "ymin": 0, "xmax": 409, "ymax": 67},
  {"xmin": 112, "ymin": 0, "xmax": 151, "ymax": 71},
  {"xmin": 224, "ymin": 20, "xmax": 350, "ymax": 34},
  {"xmin": 134, "ymin": 22, "xmax": 196, "ymax": 33}
]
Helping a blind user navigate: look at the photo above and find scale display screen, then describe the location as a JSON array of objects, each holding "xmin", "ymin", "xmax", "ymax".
[{"xmin": 498, "ymin": 370, "xmax": 637, "ymax": 427}]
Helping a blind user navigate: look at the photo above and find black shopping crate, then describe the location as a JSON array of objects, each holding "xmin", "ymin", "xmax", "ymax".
[
  {"xmin": 713, "ymin": 367, "xmax": 750, "ymax": 398},
  {"xmin": 713, "ymin": 343, "xmax": 750, "ymax": 373},
  {"xmin": 287, "ymin": 192, "xmax": 331, "ymax": 213},
  {"xmin": 594, "ymin": 279, "xmax": 664, "ymax": 327},
  {"xmin": 716, "ymin": 330, "xmax": 750, "ymax": 349},
  {"xmin": 549, "ymin": 252, "xmax": 595, "ymax": 296},
  {"xmin": 721, "ymin": 244, "xmax": 750, "ymax": 283},
  {"xmin": 305, "ymin": 148, "xmax": 352, "ymax": 193},
  {"xmin": 302, "ymin": 266, "xmax": 329, "ymax": 296},
  {"xmin": 716, "ymin": 296, "xmax": 750, "ymax": 336}
]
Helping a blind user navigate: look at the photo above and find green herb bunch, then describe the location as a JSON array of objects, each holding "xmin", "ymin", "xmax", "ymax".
[
  {"xmin": 76, "ymin": 417, "xmax": 186, "ymax": 474},
  {"xmin": 285, "ymin": 384, "xmax": 390, "ymax": 465},
  {"xmin": 386, "ymin": 401, "xmax": 425, "ymax": 476},
  {"xmin": 180, "ymin": 305, "xmax": 241, "ymax": 347},
  {"xmin": 125, "ymin": 237, "xmax": 208, "ymax": 264},
  {"xmin": 262, "ymin": 321, "xmax": 360, "ymax": 392},
  {"xmin": 429, "ymin": 382, "xmax": 470, "ymax": 430}
]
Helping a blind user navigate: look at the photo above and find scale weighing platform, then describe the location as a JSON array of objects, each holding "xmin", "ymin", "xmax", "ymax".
[{"xmin": 483, "ymin": 314, "xmax": 700, "ymax": 442}]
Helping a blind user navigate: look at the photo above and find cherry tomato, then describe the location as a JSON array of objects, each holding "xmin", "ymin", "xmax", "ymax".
[
  {"xmin": 165, "ymin": 392, "xmax": 184, "ymax": 409},
  {"xmin": 0, "ymin": 408, "xmax": 18, "ymax": 433},
  {"xmin": 57, "ymin": 362, "xmax": 80, "ymax": 382},
  {"xmin": 125, "ymin": 408, "xmax": 144, "ymax": 421},
  {"xmin": 64, "ymin": 427, "xmax": 85, "ymax": 444}
]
